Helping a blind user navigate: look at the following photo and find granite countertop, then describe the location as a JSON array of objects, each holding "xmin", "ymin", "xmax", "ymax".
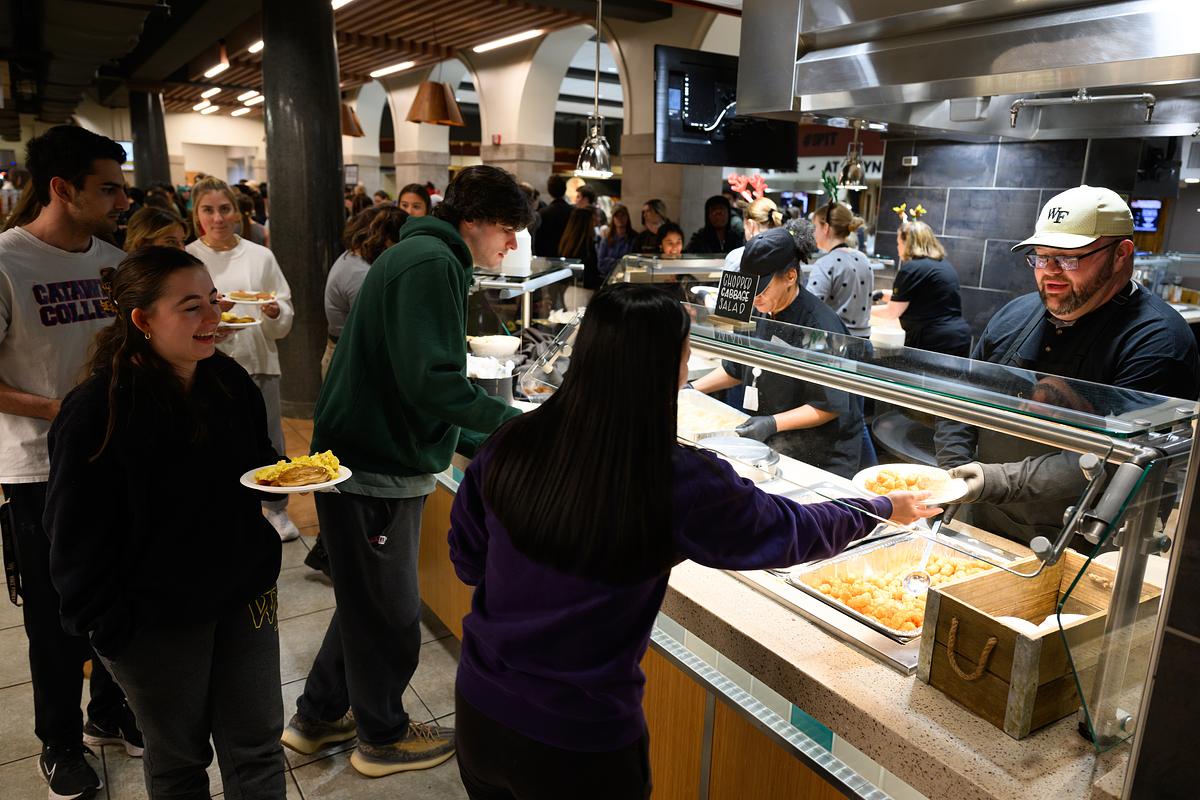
[
  {"xmin": 661, "ymin": 563, "xmax": 1129, "ymax": 800},
  {"xmin": 1169, "ymin": 303, "xmax": 1200, "ymax": 324}
]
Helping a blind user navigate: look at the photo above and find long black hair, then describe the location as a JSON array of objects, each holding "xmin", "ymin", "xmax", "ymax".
[{"xmin": 483, "ymin": 283, "xmax": 690, "ymax": 583}]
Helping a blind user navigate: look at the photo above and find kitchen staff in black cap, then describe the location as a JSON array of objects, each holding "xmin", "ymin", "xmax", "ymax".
[{"xmin": 691, "ymin": 224, "xmax": 864, "ymax": 479}]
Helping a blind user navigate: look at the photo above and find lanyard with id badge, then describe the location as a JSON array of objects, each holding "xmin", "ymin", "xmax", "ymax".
[{"xmin": 743, "ymin": 368, "xmax": 762, "ymax": 412}]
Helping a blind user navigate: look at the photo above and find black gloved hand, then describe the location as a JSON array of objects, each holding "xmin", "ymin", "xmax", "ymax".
[{"xmin": 735, "ymin": 415, "xmax": 777, "ymax": 442}]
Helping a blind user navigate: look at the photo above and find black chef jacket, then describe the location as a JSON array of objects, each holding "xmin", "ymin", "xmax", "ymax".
[
  {"xmin": 936, "ymin": 283, "xmax": 1200, "ymax": 545},
  {"xmin": 891, "ymin": 257, "xmax": 972, "ymax": 357},
  {"xmin": 721, "ymin": 288, "xmax": 864, "ymax": 479}
]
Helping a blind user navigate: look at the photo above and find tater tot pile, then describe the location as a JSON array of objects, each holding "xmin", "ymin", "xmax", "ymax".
[
  {"xmin": 865, "ymin": 468, "xmax": 934, "ymax": 495},
  {"xmin": 812, "ymin": 555, "xmax": 993, "ymax": 632}
]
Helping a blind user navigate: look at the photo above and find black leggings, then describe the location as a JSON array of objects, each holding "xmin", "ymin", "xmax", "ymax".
[{"xmin": 455, "ymin": 688, "xmax": 651, "ymax": 800}]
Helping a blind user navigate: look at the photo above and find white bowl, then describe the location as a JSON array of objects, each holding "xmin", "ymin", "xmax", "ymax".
[{"xmin": 469, "ymin": 335, "xmax": 521, "ymax": 358}]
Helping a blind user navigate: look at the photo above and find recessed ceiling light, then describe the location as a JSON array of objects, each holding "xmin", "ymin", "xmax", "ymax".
[
  {"xmin": 200, "ymin": 105, "xmax": 220, "ymax": 115},
  {"xmin": 369, "ymin": 61, "xmax": 416, "ymax": 78},
  {"xmin": 231, "ymin": 108, "xmax": 251, "ymax": 117},
  {"xmin": 193, "ymin": 100, "xmax": 212, "ymax": 111},
  {"xmin": 237, "ymin": 90, "xmax": 260, "ymax": 102},
  {"xmin": 248, "ymin": 40, "xmax": 264, "ymax": 54},
  {"xmin": 244, "ymin": 95, "xmax": 265, "ymax": 106},
  {"xmin": 472, "ymin": 29, "xmax": 543, "ymax": 53},
  {"xmin": 200, "ymin": 87, "xmax": 221, "ymax": 99}
]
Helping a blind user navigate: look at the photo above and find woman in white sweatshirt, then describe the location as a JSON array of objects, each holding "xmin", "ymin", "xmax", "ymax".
[{"xmin": 186, "ymin": 177, "xmax": 300, "ymax": 542}]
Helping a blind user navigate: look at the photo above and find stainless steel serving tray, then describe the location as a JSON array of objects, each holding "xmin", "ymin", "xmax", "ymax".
[{"xmin": 785, "ymin": 533, "xmax": 991, "ymax": 644}]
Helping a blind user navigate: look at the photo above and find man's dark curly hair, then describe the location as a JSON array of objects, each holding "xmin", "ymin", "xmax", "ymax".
[
  {"xmin": 26, "ymin": 125, "xmax": 127, "ymax": 206},
  {"xmin": 433, "ymin": 165, "xmax": 535, "ymax": 231}
]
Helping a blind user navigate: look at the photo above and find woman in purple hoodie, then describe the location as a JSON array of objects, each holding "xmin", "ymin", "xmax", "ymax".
[{"xmin": 448, "ymin": 283, "xmax": 936, "ymax": 799}]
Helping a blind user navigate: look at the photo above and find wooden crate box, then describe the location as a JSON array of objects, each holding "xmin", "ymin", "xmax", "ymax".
[{"xmin": 916, "ymin": 550, "xmax": 1161, "ymax": 739}]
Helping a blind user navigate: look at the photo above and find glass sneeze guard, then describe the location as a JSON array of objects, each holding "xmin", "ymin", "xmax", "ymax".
[{"xmin": 685, "ymin": 302, "xmax": 1197, "ymax": 441}]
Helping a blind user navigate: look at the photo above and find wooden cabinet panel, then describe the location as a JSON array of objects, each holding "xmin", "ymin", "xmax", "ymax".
[
  {"xmin": 708, "ymin": 701, "xmax": 845, "ymax": 800},
  {"xmin": 417, "ymin": 484, "xmax": 474, "ymax": 639},
  {"xmin": 642, "ymin": 647, "xmax": 707, "ymax": 800}
]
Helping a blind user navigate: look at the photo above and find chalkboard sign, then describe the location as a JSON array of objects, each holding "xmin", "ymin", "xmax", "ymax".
[{"xmin": 713, "ymin": 270, "xmax": 758, "ymax": 322}]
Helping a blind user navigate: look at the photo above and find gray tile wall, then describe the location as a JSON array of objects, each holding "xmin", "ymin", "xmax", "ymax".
[{"xmin": 878, "ymin": 138, "xmax": 1141, "ymax": 341}]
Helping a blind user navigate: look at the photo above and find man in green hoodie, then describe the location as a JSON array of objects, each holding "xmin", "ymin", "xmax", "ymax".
[{"xmin": 281, "ymin": 166, "xmax": 531, "ymax": 777}]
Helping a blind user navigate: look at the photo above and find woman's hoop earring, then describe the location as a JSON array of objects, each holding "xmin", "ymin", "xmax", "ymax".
[{"xmin": 144, "ymin": 331, "xmax": 151, "ymax": 341}]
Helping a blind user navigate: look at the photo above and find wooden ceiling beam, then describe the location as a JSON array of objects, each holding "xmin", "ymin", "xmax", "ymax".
[{"xmin": 336, "ymin": 30, "xmax": 455, "ymax": 61}]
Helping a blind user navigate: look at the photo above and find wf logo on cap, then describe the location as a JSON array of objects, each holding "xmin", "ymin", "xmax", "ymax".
[{"xmin": 1046, "ymin": 207, "xmax": 1070, "ymax": 224}]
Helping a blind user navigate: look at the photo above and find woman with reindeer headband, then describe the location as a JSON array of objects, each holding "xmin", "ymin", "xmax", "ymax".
[
  {"xmin": 875, "ymin": 203, "xmax": 972, "ymax": 357},
  {"xmin": 723, "ymin": 173, "xmax": 784, "ymax": 272}
]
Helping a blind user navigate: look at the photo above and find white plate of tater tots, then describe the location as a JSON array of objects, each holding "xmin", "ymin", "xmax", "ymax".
[{"xmin": 852, "ymin": 463, "xmax": 967, "ymax": 506}]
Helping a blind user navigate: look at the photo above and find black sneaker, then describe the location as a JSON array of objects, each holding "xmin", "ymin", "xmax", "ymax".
[
  {"xmin": 38, "ymin": 745, "xmax": 102, "ymax": 800},
  {"xmin": 83, "ymin": 704, "xmax": 145, "ymax": 757},
  {"xmin": 303, "ymin": 536, "xmax": 331, "ymax": 576}
]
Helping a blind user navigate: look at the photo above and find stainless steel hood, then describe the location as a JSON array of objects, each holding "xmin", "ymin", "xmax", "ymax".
[{"xmin": 738, "ymin": 0, "xmax": 1200, "ymax": 140}]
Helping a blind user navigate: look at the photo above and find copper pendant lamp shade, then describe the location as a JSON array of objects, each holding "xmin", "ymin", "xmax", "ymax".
[
  {"xmin": 340, "ymin": 103, "xmax": 365, "ymax": 137},
  {"xmin": 406, "ymin": 80, "xmax": 464, "ymax": 126}
]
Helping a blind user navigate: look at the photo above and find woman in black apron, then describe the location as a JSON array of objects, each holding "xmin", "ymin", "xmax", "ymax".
[
  {"xmin": 875, "ymin": 220, "xmax": 971, "ymax": 357},
  {"xmin": 690, "ymin": 228, "xmax": 864, "ymax": 479}
]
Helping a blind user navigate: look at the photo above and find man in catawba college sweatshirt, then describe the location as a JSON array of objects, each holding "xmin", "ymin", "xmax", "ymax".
[{"xmin": 0, "ymin": 125, "xmax": 141, "ymax": 800}]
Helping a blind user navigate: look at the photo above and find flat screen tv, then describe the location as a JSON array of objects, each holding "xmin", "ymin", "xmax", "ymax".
[
  {"xmin": 1130, "ymin": 198, "xmax": 1161, "ymax": 233},
  {"xmin": 654, "ymin": 45, "xmax": 798, "ymax": 170}
]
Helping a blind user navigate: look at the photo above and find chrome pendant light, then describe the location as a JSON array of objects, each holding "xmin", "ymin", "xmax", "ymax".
[
  {"xmin": 837, "ymin": 119, "xmax": 868, "ymax": 191},
  {"xmin": 574, "ymin": 0, "xmax": 613, "ymax": 179}
]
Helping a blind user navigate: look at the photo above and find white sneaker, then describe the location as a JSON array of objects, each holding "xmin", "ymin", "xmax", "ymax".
[{"xmin": 266, "ymin": 508, "xmax": 301, "ymax": 542}]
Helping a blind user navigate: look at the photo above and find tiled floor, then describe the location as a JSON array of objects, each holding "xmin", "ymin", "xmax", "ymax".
[{"xmin": 0, "ymin": 417, "xmax": 468, "ymax": 799}]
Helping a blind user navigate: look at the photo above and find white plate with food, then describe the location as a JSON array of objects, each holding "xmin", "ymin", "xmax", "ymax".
[
  {"xmin": 224, "ymin": 291, "xmax": 277, "ymax": 305},
  {"xmin": 219, "ymin": 317, "xmax": 261, "ymax": 330},
  {"xmin": 852, "ymin": 463, "xmax": 968, "ymax": 506},
  {"xmin": 241, "ymin": 452, "xmax": 350, "ymax": 494}
]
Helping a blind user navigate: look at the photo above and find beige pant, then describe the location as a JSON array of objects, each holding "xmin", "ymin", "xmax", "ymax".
[{"xmin": 320, "ymin": 339, "xmax": 336, "ymax": 382}]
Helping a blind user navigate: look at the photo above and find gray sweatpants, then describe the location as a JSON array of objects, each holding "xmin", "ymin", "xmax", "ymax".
[
  {"xmin": 251, "ymin": 374, "xmax": 287, "ymax": 513},
  {"xmin": 100, "ymin": 589, "xmax": 286, "ymax": 799}
]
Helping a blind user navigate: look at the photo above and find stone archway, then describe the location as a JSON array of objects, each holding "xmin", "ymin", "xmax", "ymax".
[
  {"xmin": 460, "ymin": 24, "xmax": 597, "ymax": 186},
  {"xmin": 345, "ymin": 79, "xmax": 389, "ymax": 192}
]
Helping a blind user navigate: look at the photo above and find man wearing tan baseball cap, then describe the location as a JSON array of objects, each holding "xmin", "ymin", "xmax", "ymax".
[
  {"xmin": 1008, "ymin": 185, "xmax": 1137, "ymax": 322},
  {"xmin": 935, "ymin": 185, "xmax": 1199, "ymax": 546}
]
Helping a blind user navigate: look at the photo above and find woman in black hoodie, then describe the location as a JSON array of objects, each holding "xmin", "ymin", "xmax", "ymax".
[{"xmin": 45, "ymin": 246, "xmax": 287, "ymax": 799}]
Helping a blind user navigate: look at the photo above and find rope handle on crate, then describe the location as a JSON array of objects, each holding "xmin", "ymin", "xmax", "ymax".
[{"xmin": 946, "ymin": 617, "xmax": 998, "ymax": 682}]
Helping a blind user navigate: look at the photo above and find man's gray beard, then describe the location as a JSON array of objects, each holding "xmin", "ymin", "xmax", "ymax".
[{"xmin": 1039, "ymin": 253, "xmax": 1116, "ymax": 317}]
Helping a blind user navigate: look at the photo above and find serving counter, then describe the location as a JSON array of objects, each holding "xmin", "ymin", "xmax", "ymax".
[
  {"xmin": 418, "ymin": 462, "xmax": 1134, "ymax": 800},
  {"xmin": 423, "ymin": 256, "xmax": 1199, "ymax": 798}
]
